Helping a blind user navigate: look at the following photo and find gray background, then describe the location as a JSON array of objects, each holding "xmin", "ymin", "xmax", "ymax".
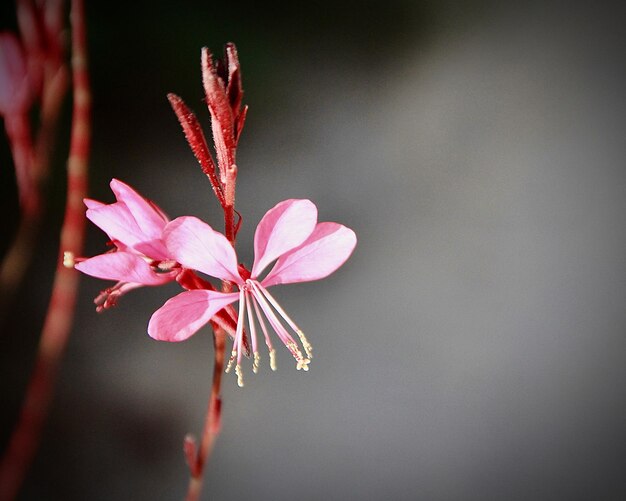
[{"xmin": 2, "ymin": 0, "xmax": 625, "ymax": 499}]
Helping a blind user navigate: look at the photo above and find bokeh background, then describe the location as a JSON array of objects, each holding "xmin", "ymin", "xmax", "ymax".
[{"xmin": 2, "ymin": 0, "xmax": 626, "ymax": 499}]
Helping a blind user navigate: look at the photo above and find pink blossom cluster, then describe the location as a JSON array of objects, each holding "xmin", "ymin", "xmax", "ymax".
[{"xmin": 72, "ymin": 179, "xmax": 356, "ymax": 385}]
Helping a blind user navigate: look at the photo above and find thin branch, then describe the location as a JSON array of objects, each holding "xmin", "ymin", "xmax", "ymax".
[
  {"xmin": 182, "ymin": 43, "xmax": 243, "ymax": 501},
  {"xmin": 184, "ymin": 326, "xmax": 227, "ymax": 501},
  {"xmin": 0, "ymin": 1, "xmax": 90, "ymax": 499},
  {"xmin": 0, "ymin": 2, "xmax": 70, "ymax": 317}
]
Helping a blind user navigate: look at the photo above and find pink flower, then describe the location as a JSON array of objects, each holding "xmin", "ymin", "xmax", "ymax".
[
  {"xmin": 71, "ymin": 179, "xmax": 178, "ymax": 310},
  {"xmin": 148, "ymin": 199, "xmax": 357, "ymax": 386}
]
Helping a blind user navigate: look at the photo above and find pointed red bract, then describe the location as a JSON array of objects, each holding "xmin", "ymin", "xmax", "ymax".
[{"xmin": 167, "ymin": 93, "xmax": 224, "ymax": 206}]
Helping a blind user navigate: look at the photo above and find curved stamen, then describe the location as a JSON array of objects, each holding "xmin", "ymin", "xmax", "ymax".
[
  {"xmin": 250, "ymin": 283, "xmax": 297, "ymax": 351},
  {"xmin": 225, "ymin": 288, "xmax": 246, "ymax": 387},
  {"xmin": 244, "ymin": 291, "xmax": 260, "ymax": 373},
  {"xmin": 255, "ymin": 282, "xmax": 313, "ymax": 359},
  {"xmin": 235, "ymin": 289, "xmax": 247, "ymax": 366},
  {"xmin": 249, "ymin": 280, "xmax": 309, "ymax": 371},
  {"xmin": 250, "ymin": 293, "xmax": 276, "ymax": 371}
]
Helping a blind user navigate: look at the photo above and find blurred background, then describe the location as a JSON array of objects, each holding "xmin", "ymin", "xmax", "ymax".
[{"xmin": 2, "ymin": 0, "xmax": 625, "ymax": 499}]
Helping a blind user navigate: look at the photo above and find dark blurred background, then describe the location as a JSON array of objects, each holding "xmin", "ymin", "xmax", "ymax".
[{"xmin": 2, "ymin": 0, "xmax": 625, "ymax": 499}]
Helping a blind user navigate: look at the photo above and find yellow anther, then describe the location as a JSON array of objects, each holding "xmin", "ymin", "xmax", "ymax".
[
  {"xmin": 287, "ymin": 340, "xmax": 298, "ymax": 353},
  {"xmin": 286, "ymin": 340, "xmax": 305, "ymax": 362},
  {"xmin": 235, "ymin": 364, "xmax": 244, "ymax": 387},
  {"xmin": 63, "ymin": 251, "xmax": 75, "ymax": 268},
  {"xmin": 253, "ymin": 352, "xmax": 260, "ymax": 374},
  {"xmin": 296, "ymin": 358, "xmax": 311, "ymax": 371},
  {"xmin": 269, "ymin": 349, "xmax": 277, "ymax": 371},
  {"xmin": 225, "ymin": 350, "xmax": 237, "ymax": 373},
  {"xmin": 296, "ymin": 330, "xmax": 313, "ymax": 359}
]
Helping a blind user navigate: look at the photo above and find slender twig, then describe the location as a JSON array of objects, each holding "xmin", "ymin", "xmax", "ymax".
[
  {"xmin": 0, "ymin": 69, "xmax": 68, "ymax": 313},
  {"xmin": 184, "ymin": 325, "xmax": 227, "ymax": 501},
  {"xmin": 0, "ymin": 3, "xmax": 69, "ymax": 317},
  {"xmin": 184, "ymin": 151, "xmax": 236, "ymax": 501},
  {"xmin": 0, "ymin": 1, "xmax": 90, "ymax": 499},
  {"xmin": 183, "ymin": 210, "xmax": 234, "ymax": 501}
]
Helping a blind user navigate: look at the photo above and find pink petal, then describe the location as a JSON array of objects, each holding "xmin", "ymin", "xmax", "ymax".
[
  {"xmin": 84, "ymin": 198, "xmax": 105, "ymax": 210},
  {"xmin": 75, "ymin": 252, "xmax": 175, "ymax": 285},
  {"xmin": 164, "ymin": 216, "xmax": 241, "ymax": 283},
  {"xmin": 148, "ymin": 290, "xmax": 239, "ymax": 342},
  {"xmin": 86, "ymin": 202, "xmax": 170, "ymax": 260},
  {"xmin": 86, "ymin": 202, "xmax": 142, "ymax": 244},
  {"xmin": 262, "ymin": 222, "xmax": 357, "ymax": 287},
  {"xmin": 109, "ymin": 179, "xmax": 168, "ymax": 238},
  {"xmin": 251, "ymin": 199, "xmax": 318, "ymax": 278},
  {"xmin": 132, "ymin": 240, "xmax": 171, "ymax": 261}
]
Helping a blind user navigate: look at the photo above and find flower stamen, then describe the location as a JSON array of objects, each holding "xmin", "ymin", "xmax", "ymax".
[
  {"xmin": 224, "ymin": 291, "xmax": 246, "ymax": 376},
  {"xmin": 244, "ymin": 291, "xmax": 260, "ymax": 373},
  {"xmin": 269, "ymin": 349, "xmax": 277, "ymax": 371},
  {"xmin": 226, "ymin": 289, "xmax": 246, "ymax": 377},
  {"xmin": 250, "ymin": 290, "xmax": 276, "ymax": 371},
  {"xmin": 297, "ymin": 331, "xmax": 313, "ymax": 360},
  {"xmin": 256, "ymin": 282, "xmax": 313, "ymax": 359},
  {"xmin": 249, "ymin": 280, "xmax": 311, "ymax": 371},
  {"xmin": 63, "ymin": 251, "xmax": 75, "ymax": 268},
  {"xmin": 235, "ymin": 289, "xmax": 247, "ymax": 366},
  {"xmin": 225, "ymin": 350, "xmax": 237, "ymax": 373},
  {"xmin": 252, "ymin": 286, "xmax": 298, "ymax": 354},
  {"xmin": 235, "ymin": 364, "xmax": 244, "ymax": 387}
]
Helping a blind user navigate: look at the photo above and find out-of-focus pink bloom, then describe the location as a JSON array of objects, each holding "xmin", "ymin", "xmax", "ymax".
[
  {"xmin": 0, "ymin": 32, "xmax": 37, "ymax": 215},
  {"xmin": 0, "ymin": 32, "xmax": 32, "ymax": 116},
  {"xmin": 72, "ymin": 179, "xmax": 178, "ymax": 310},
  {"xmin": 15, "ymin": 0, "xmax": 66, "ymax": 97},
  {"xmin": 148, "ymin": 199, "xmax": 357, "ymax": 386}
]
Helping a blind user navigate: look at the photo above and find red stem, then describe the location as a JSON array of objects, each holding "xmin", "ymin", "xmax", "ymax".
[
  {"xmin": 185, "ymin": 325, "xmax": 227, "ymax": 501},
  {"xmin": 184, "ymin": 172, "xmax": 236, "ymax": 501},
  {"xmin": 0, "ymin": 1, "xmax": 90, "ymax": 499},
  {"xmin": 184, "ymin": 210, "xmax": 235, "ymax": 501},
  {"xmin": 181, "ymin": 43, "xmax": 245, "ymax": 500}
]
